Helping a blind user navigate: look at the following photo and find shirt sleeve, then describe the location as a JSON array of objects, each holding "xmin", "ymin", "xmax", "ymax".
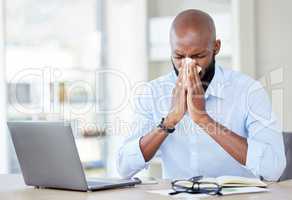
[
  {"xmin": 116, "ymin": 84, "xmax": 157, "ymax": 179},
  {"xmin": 244, "ymin": 81, "xmax": 286, "ymax": 181}
]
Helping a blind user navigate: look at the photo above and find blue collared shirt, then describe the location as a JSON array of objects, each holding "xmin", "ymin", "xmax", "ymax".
[{"xmin": 117, "ymin": 65, "xmax": 286, "ymax": 181}]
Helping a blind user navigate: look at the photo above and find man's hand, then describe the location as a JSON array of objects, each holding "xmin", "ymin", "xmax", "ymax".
[
  {"xmin": 164, "ymin": 68, "xmax": 187, "ymax": 127},
  {"xmin": 186, "ymin": 61, "xmax": 209, "ymax": 125},
  {"xmin": 139, "ymin": 67, "xmax": 187, "ymax": 162}
]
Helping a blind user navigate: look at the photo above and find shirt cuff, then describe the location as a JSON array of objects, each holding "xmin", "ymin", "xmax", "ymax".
[
  {"xmin": 245, "ymin": 138, "xmax": 268, "ymax": 177},
  {"xmin": 120, "ymin": 137, "xmax": 150, "ymax": 174}
]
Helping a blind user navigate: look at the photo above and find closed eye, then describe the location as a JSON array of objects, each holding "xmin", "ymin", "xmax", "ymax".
[
  {"xmin": 191, "ymin": 54, "xmax": 207, "ymax": 59},
  {"xmin": 173, "ymin": 54, "xmax": 184, "ymax": 59}
]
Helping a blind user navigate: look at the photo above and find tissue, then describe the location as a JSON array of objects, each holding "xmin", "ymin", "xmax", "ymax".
[{"xmin": 184, "ymin": 57, "xmax": 202, "ymax": 74}]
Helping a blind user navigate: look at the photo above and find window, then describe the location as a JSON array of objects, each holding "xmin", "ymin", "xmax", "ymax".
[{"xmin": 5, "ymin": 0, "xmax": 105, "ymax": 173}]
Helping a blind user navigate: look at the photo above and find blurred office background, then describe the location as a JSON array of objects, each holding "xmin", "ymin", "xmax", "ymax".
[{"xmin": 0, "ymin": 0, "xmax": 291, "ymax": 178}]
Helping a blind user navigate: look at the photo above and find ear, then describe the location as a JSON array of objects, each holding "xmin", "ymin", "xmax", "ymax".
[{"xmin": 214, "ymin": 39, "xmax": 221, "ymax": 55}]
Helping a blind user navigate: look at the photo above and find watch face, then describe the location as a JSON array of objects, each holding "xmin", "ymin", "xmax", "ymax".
[
  {"xmin": 158, "ymin": 117, "xmax": 175, "ymax": 133},
  {"xmin": 168, "ymin": 128, "xmax": 175, "ymax": 133}
]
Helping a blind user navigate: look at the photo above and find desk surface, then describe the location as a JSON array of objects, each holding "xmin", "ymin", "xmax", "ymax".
[{"xmin": 1, "ymin": 174, "xmax": 292, "ymax": 200}]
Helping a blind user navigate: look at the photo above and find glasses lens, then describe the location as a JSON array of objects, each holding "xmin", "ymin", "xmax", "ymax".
[
  {"xmin": 172, "ymin": 180, "xmax": 193, "ymax": 191},
  {"xmin": 199, "ymin": 182, "xmax": 218, "ymax": 189},
  {"xmin": 197, "ymin": 182, "xmax": 221, "ymax": 195}
]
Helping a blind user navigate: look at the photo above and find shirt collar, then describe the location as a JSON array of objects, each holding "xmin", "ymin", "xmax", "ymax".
[{"xmin": 205, "ymin": 64, "xmax": 226, "ymax": 99}]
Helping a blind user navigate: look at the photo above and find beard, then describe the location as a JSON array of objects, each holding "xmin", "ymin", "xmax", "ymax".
[{"xmin": 171, "ymin": 56, "xmax": 216, "ymax": 91}]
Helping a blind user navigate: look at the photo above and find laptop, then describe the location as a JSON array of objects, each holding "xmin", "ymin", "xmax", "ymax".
[{"xmin": 7, "ymin": 121, "xmax": 141, "ymax": 191}]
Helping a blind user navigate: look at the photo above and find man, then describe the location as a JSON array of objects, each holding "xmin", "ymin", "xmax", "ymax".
[{"xmin": 117, "ymin": 9, "xmax": 286, "ymax": 181}]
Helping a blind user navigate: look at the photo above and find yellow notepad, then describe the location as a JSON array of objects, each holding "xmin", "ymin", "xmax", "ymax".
[{"xmin": 199, "ymin": 176, "xmax": 267, "ymax": 187}]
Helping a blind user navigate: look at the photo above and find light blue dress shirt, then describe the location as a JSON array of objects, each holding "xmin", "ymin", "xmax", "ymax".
[{"xmin": 117, "ymin": 65, "xmax": 286, "ymax": 181}]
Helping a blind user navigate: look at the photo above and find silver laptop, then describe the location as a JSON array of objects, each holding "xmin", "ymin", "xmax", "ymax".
[{"xmin": 7, "ymin": 121, "xmax": 140, "ymax": 191}]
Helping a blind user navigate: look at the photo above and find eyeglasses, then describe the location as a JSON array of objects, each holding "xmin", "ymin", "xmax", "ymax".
[{"xmin": 169, "ymin": 176, "xmax": 222, "ymax": 196}]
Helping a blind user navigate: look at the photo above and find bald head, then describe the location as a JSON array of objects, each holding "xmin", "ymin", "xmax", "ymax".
[{"xmin": 170, "ymin": 9, "xmax": 216, "ymax": 45}]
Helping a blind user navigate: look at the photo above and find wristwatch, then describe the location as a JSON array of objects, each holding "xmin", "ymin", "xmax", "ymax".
[{"xmin": 157, "ymin": 118, "xmax": 175, "ymax": 134}]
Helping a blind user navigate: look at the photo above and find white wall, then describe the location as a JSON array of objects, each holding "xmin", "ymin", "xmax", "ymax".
[
  {"xmin": 255, "ymin": 0, "xmax": 292, "ymax": 131},
  {"xmin": 104, "ymin": 0, "xmax": 148, "ymax": 177},
  {"xmin": 148, "ymin": 0, "xmax": 231, "ymax": 17},
  {"xmin": 0, "ymin": 0, "xmax": 8, "ymax": 173},
  {"xmin": 231, "ymin": 0, "xmax": 255, "ymax": 76}
]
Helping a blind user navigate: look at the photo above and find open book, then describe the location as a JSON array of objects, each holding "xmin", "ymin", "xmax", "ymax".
[
  {"xmin": 148, "ymin": 176, "xmax": 268, "ymax": 197},
  {"xmin": 200, "ymin": 176, "xmax": 267, "ymax": 187}
]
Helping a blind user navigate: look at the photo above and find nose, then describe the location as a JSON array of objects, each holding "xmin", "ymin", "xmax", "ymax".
[
  {"xmin": 183, "ymin": 57, "xmax": 198, "ymax": 65},
  {"xmin": 183, "ymin": 57, "xmax": 201, "ymax": 73}
]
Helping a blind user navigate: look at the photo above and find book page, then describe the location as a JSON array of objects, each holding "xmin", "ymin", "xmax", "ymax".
[{"xmin": 216, "ymin": 176, "xmax": 267, "ymax": 187}]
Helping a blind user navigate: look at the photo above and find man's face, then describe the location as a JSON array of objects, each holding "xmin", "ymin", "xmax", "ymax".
[{"xmin": 170, "ymin": 32, "xmax": 220, "ymax": 77}]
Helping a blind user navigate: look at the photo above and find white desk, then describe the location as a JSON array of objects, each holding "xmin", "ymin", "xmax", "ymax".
[{"xmin": 1, "ymin": 174, "xmax": 292, "ymax": 200}]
